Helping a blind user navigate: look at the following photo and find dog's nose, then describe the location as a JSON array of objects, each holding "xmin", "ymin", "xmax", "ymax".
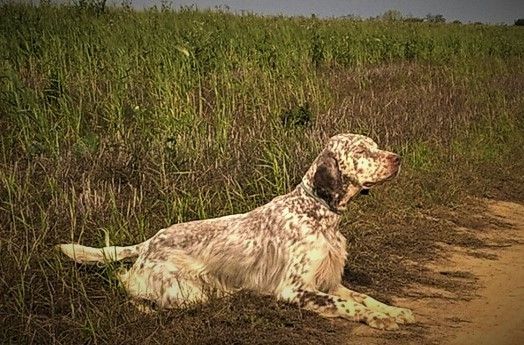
[{"xmin": 389, "ymin": 154, "xmax": 401, "ymax": 164}]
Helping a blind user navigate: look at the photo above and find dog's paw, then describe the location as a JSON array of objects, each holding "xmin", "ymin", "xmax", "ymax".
[
  {"xmin": 365, "ymin": 312, "xmax": 399, "ymax": 331},
  {"xmin": 385, "ymin": 307, "xmax": 416, "ymax": 324}
]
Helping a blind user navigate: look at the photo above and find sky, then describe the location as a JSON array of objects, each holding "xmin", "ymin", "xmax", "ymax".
[{"xmin": 128, "ymin": 0, "xmax": 524, "ymax": 24}]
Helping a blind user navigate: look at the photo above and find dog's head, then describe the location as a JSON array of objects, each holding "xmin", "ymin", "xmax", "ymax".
[{"xmin": 303, "ymin": 133, "xmax": 401, "ymax": 213}]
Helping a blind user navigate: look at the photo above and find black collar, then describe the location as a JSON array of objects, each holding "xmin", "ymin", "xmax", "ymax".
[{"xmin": 298, "ymin": 182, "xmax": 340, "ymax": 215}]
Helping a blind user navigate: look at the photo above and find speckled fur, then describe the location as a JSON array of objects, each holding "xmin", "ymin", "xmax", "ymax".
[{"xmin": 57, "ymin": 133, "xmax": 415, "ymax": 330}]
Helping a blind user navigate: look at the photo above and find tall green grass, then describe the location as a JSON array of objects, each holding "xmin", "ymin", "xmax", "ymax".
[{"xmin": 1, "ymin": 3, "xmax": 522, "ymax": 161}]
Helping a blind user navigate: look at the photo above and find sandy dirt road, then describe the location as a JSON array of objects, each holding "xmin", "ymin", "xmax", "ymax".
[{"xmin": 349, "ymin": 200, "xmax": 524, "ymax": 345}]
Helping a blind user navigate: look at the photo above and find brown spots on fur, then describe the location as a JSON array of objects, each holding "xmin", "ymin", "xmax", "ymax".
[
  {"xmin": 298, "ymin": 290, "xmax": 335, "ymax": 307},
  {"xmin": 303, "ymin": 203, "xmax": 322, "ymax": 219},
  {"xmin": 290, "ymin": 275, "xmax": 300, "ymax": 285}
]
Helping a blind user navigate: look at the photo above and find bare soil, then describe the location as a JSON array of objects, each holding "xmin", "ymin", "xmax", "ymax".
[{"xmin": 348, "ymin": 200, "xmax": 524, "ymax": 345}]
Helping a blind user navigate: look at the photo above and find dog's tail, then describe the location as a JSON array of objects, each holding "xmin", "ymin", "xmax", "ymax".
[{"xmin": 55, "ymin": 242, "xmax": 146, "ymax": 264}]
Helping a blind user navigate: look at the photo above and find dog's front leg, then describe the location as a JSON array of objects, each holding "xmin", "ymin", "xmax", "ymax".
[
  {"xmin": 279, "ymin": 287, "xmax": 399, "ymax": 330},
  {"xmin": 331, "ymin": 284, "xmax": 415, "ymax": 324}
]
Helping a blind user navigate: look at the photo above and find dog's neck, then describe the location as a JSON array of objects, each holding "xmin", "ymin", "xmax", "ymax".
[{"xmin": 298, "ymin": 181, "xmax": 341, "ymax": 215}]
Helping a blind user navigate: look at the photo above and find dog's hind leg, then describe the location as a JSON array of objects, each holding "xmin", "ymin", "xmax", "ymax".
[{"xmin": 118, "ymin": 253, "xmax": 210, "ymax": 309}]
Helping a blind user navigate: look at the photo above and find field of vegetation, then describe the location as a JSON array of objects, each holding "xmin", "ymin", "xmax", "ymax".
[{"xmin": 1, "ymin": 3, "xmax": 523, "ymax": 344}]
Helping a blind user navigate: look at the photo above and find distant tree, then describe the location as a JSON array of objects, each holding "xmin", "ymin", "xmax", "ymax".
[
  {"xmin": 381, "ymin": 9, "xmax": 403, "ymax": 21},
  {"xmin": 426, "ymin": 13, "xmax": 446, "ymax": 23},
  {"xmin": 77, "ymin": 0, "xmax": 107, "ymax": 15},
  {"xmin": 403, "ymin": 17, "xmax": 424, "ymax": 23},
  {"xmin": 436, "ymin": 14, "xmax": 446, "ymax": 23},
  {"xmin": 342, "ymin": 14, "xmax": 362, "ymax": 21},
  {"xmin": 515, "ymin": 19, "xmax": 524, "ymax": 26},
  {"xmin": 452, "ymin": 20, "xmax": 462, "ymax": 24},
  {"xmin": 120, "ymin": 0, "xmax": 132, "ymax": 12}
]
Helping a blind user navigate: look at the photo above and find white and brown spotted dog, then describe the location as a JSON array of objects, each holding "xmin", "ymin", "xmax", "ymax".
[{"xmin": 57, "ymin": 133, "xmax": 415, "ymax": 330}]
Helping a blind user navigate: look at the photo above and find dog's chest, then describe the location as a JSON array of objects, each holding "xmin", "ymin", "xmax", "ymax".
[{"xmin": 302, "ymin": 231, "xmax": 347, "ymax": 292}]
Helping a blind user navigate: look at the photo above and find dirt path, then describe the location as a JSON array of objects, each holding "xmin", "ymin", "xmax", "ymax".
[
  {"xmin": 350, "ymin": 200, "xmax": 524, "ymax": 345},
  {"xmin": 440, "ymin": 200, "xmax": 524, "ymax": 345}
]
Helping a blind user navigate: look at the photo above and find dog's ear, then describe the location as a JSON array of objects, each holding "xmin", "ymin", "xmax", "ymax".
[{"xmin": 312, "ymin": 150, "xmax": 344, "ymax": 208}]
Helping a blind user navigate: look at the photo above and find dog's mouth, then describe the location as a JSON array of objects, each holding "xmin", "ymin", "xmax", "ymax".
[
  {"xmin": 362, "ymin": 181, "xmax": 375, "ymax": 188},
  {"xmin": 359, "ymin": 188, "xmax": 370, "ymax": 195},
  {"xmin": 359, "ymin": 168, "xmax": 399, "ymax": 195},
  {"xmin": 359, "ymin": 181, "xmax": 373, "ymax": 195}
]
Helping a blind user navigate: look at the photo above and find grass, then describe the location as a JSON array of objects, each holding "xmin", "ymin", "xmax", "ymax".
[{"xmin": 1, "ymin": 3, "xmax": 523, "ymax": 344}]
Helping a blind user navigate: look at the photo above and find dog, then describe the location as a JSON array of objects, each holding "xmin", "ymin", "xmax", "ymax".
[{"xmin": 57, "ymin": 133, "xmax": 415, "ymax": 330}]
